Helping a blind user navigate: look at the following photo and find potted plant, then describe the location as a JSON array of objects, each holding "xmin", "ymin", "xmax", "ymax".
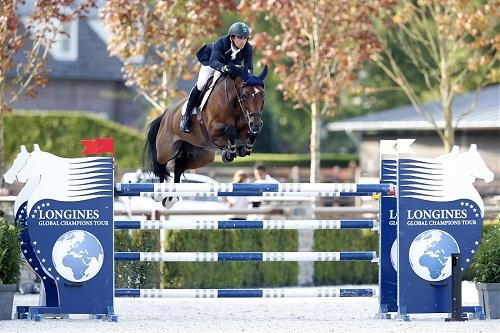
[
  {"xmin": 0, "ymin": 219, "xmax": 21, "ymax": 320},
  {"xmin": 471, "ymin": 225, "xmax": 500, "ymax": 319}
]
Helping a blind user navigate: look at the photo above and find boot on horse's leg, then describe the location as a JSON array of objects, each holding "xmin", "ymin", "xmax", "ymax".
[
  {"xmin": 237, "ymin": 144, "xmax": 253, "ymax": 157},
  {"xmin": 180, "ymin": 86, "xmax": 201, "ymax": 133},
  {"xmin": 237, "ymin": 133, "xmax": 258, "ymax": 157},
  {"xmin": 222, "ymin": 125, "xmax": 237, "ymax": 163}
]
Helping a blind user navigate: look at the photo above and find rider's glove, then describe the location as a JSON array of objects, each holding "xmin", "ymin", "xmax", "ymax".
[{"xmin": 221, "ymin": 64, "xmax": 240, "ymax": 78}]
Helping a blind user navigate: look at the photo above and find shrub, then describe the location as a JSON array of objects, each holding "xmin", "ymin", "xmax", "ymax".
[
  {"xmin": 0, "ymin": 222, "xmax": 21, "ymax": 285},
  {"xmin": 471, "ymin": 225, "xmax": 500, "ymax": 283}
]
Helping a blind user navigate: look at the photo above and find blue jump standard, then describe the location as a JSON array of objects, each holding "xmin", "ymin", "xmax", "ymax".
[{"xmin": 113, "ymin": 219, "xmax": 376, "ymax": 230}]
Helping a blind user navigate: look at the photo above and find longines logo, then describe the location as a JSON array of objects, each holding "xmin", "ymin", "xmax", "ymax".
[
  {"xmin": 407, "ymin": 209, "xmax": 467, "ymax": 220},
  {"xmin": 37, "ymin": 209, "xmax": 100, "ymax": 220},
  {"xmin": 405, "ymin": 209, "xmax": 476, "ymax": 226}
]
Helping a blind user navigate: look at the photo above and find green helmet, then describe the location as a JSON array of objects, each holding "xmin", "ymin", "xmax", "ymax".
[{"xmin": 228, "ymin": 22, "xmax": 250, "ymax": 38}]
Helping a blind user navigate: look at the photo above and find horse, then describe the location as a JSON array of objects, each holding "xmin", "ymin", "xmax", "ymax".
[{"xmin": 144, "ymin": 65, "xmax": 268, "ymax": 186}]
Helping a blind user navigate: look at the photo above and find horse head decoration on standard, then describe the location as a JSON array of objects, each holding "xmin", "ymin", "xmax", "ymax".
[{"xmin": 144, "ymin": 65, "xmax": 268, "ymax": 190}]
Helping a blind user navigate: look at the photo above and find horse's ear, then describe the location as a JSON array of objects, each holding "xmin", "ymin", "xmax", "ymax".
[
  {"xmin": 242, "ymin": 64, "xmax": 249, "ymax": 82},
  {"xmin": 469, "ymin": 144, "xmax": 477, "ymax": 152},
  {"xmin": 257, "ymin": 65, "xmax": 268, "ymax": 81},
  {"xmin": 20, "ymin": 145, "xmax": 27, "ymax": 153},
  {"xmin": 33, "ymin": 144, "xmax": 40, "ymax": 151}
]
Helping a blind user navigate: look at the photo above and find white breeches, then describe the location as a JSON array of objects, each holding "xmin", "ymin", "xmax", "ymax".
[{"xmin": 196, "ymin": 65, "xmax": 221, "ymax": 90}]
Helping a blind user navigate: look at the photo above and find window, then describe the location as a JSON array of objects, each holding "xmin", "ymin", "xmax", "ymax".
[{"xmin": 50, "ymin": 19, "xmax": 78, "ymax": 61}]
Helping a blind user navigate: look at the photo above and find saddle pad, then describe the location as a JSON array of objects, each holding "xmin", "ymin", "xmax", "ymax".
[{"xmin": 195, "ymin": 71, "xmax": 222, "ymax": 115}]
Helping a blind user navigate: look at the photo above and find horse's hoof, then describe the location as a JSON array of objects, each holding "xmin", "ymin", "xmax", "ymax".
[
  {"xmin": 162, "ymin": 196, "xmax": 178, "ymax": 208},
  {"xmin": 237, "ymin": 145, "xmax": 249, "ymax": 157},
  {"xmin": 222, "ymin": 150, "xmax": 235, "ymax": 163}
]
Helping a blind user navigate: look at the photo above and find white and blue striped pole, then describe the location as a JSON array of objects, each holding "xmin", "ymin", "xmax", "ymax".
[
  {"xmin": 115, "ymin": 287, "xmax": 377, "ymax": 298},
  {"xmin": 114, "ymin": 251, "xmax": 377, "ymax": 262},
  {"xmin": 113, "ymin": 219, "xmax": 377, "ymax": 230},
  {"xmin": 115, "ymin": 182, "xmax": 393, "ymax": 197}
]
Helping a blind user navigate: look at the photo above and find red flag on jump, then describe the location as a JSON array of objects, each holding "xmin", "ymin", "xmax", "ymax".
[{"xmin": 80, "ymin": 138, "xmax": 114, "ymax": 156}]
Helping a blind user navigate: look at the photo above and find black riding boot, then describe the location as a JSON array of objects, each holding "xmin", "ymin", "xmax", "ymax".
[{"xmin": 180, "ymin": 87, "xmax": 201, "ymax": 133}]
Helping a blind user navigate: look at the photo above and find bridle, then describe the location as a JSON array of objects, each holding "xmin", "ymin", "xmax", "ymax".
[{"xmin": 229, "ymin": 79, "xmax": 264, "ymax": 134}]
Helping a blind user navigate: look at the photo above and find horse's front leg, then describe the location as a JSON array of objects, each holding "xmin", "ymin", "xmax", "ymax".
[
  {"xmin": 221, "ymin": 125, "xmax": 237, "ymax": 163},
  {"xmin": 237, "ymin": 132, "xmax": 258, "ymax": 157}
]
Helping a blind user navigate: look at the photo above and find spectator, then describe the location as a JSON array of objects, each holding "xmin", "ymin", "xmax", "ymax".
[
  {"xmin": 253, "ymin": 162, "xmax": 278, "ymax": 183},
  {"xmin": 252, "ymin": 162, "xmax": 278, "ymax": 207},
  {"xmin": 346, "ymin": 160, "xmax": 360, "ymax": 182},
  {"xmin": 222, "ymin": 170, "xmax": 250, "ymax": 219}
]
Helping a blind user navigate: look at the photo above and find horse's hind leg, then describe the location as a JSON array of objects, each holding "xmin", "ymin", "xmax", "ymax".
[
  {"xmin": 174, "ymin": 146, "xmax": 189, "ymax": 183},
  {"xmin": 161, "ymin": 143, "xmax": 188, "ymax": 207}
]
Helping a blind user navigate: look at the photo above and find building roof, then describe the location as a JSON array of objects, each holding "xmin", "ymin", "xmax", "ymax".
[{"xmin": 327, "ymin": 85, "xmax": 500, "ymax": 132}]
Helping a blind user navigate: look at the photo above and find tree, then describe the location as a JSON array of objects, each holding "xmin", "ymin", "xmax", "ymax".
[
  {"xmin": 0, "ymin": 0, "xmax": 95, "ymax": 173},
  {"xmin": 370, "ymin": 0, "xmax": 499, "ymax": 152},
  {"xmin": 242, "ymin": 0, "xmax": 395, "ymax": 183},
  {"xmin": 101, "ymin": 0, "xmax": 236, "ymax": 117}
]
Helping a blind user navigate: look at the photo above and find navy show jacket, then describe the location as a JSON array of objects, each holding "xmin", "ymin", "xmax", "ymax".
[{"xmin": 196, "ymin": 35, "xmax": 253, "ymax": 73}]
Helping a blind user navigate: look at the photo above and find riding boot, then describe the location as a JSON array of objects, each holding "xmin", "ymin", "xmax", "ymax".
[{"xmin": 180, "ymin": 87, "xmax": 201, "ymax": 133}]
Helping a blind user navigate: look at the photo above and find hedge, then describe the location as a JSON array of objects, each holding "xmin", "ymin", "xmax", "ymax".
[
  {"xmin": 5, "ymin": 111, "xmax": 357, "ymax": 169},
  {"xmin": 114, "ymin": 220, "xmax": 499, "ymax": 289},
  {"xmin": 5, "ymin": 111, "xmax": 144, "ymax": 169},
  {"xmin": 160, "ymin": 230, "xmax": 298, "ymax": 288},
  {"xmin": 211, "ymin": 152, "xmax": 358, "ymax": 168},
  {"xmin": 314, "ymin": 229, "xmax": 379, "ymax": 285}
]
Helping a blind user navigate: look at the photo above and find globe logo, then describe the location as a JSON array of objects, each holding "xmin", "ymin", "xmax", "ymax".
[
  {"xmin": 408, "ymin": 229, "xmax": 459, "ymax": 282},
  {"xmin": 52, "ymin": 230, "xmax": 104, "ymax": 282},
  {"xmin": 390, "ymin": 240, "xmax": 398, "ymax": 271}
]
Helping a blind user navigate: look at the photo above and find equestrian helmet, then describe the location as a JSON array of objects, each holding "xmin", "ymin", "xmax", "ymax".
[{"xmin": 228, "ymin": 22, "xmax": 250, "ymax": 38}]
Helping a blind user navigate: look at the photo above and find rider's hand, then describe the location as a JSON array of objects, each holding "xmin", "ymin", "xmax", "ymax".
[{"xmin": 221, "ymin": 64, "xmax": 240, "ymax": 78}]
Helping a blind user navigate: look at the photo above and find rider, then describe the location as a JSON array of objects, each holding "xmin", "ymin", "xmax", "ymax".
[{"xmin": 180, "ymin": 22, "xmax": 254, "ymax": 133}]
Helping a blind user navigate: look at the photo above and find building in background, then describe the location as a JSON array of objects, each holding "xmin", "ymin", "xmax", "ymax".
[
  {"xmin": 10, "ymin": 16, "xmax": 146, "ymax": 129},
  {"xmin": 8, "ymin": 1, "xmax": 195, "ymax": 130},
  {"xmin": 327, "ymin": 85, "xmax": 500, "ymax": 181}
]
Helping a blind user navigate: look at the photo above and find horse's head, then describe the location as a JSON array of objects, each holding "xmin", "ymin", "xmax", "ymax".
[
  {"xmin": 16, "ymin": 144, "xmax": 43, "ymax": 183},
  {"xmin": 465, "ymin": 144, "xmax": 494, "ymax": 183},
  {"xmin": 3, "ymin": 145, "xmax": 30, "ymax": 184},
  {"xmin": 238, "ymin": 65, "xmax": 268, "ymax": 134}
]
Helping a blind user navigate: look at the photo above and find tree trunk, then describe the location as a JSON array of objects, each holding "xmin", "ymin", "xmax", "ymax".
[
  {"xmin": 310, "ymin": 102, "xmax": 320, "ymax": 183},
  {"xmin": 438, "ymin": 29, "xmax": 454, "ymax": 153},
  {"xmin": 442, "ymin": 101, "xmax": 454, "ymax": 153}
]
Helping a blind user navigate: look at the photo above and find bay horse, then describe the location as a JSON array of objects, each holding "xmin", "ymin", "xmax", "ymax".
[{"xmin": 144, "ymin": 65, "xmax": 268, "ymax": 186}]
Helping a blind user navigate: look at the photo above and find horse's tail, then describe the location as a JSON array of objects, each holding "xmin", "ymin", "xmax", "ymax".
[{"xmin": 144, "ymin": 114, "xmax": 169, "ymax": 182}]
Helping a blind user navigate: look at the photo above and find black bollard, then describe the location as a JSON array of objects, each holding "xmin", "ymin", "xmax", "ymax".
[{"xmin": 445, "ymin": 253, "xmax": 467, "ymax": 322}]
